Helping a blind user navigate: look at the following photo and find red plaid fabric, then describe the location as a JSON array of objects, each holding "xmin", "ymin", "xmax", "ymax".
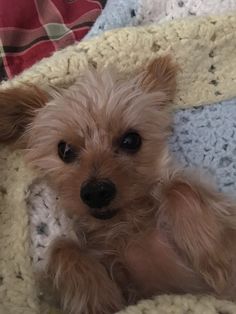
[{"xmin": 0, "ymin": 0, "xmax": 106, "ymax": 80}]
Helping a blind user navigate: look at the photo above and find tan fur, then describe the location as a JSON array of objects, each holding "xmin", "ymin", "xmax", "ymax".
[
  {"xmin": 47, "ymin": 238, "xmax": 124, "ymax": 314},
  {"xmin": 1, "ymin": 56, "xmax": 236, "ymax": 314},
  {"xmin": 0, "ymin": 86, "xmax": 48, "ymax": 143}
]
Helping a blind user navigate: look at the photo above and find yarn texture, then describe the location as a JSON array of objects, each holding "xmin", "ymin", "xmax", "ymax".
[
  {"xmin": 0, "ymin": 146, "xmax": 37, "ymax": 314},
  {"xmin": 2, "ymin": 14, "xmax": 236, "ymax": 109},
  {"xmin": 117, "ymin": 295, "xmax": 236, "ymax": 314},
  {"xmin": 135, "ymin": 0, "xmax": 236, "ymax": 26}
]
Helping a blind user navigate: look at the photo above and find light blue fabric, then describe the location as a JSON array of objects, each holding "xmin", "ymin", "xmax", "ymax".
[
  {"xmin": 85, "ymin": 0, "xmax": 138, "ymax": 39},
  {"xmin": 170, "ymin": 98, "xmax": 236, "ymax": 195}
]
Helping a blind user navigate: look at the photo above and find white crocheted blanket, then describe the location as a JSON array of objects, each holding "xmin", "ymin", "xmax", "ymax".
[{"xmin": 86, "ymin": 0, "xmax": 236, "ymax": 38}]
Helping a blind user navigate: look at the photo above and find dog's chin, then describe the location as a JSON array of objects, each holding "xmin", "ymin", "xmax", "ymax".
[{"xmin": 90, "ymin": 208, "xmax": 119, "ymax": 220}]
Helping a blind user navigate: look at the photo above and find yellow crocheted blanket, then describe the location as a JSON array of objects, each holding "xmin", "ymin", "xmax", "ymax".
[{"xmin": 1, "ymin": 14, "xmax": 236, "ymax": 314}]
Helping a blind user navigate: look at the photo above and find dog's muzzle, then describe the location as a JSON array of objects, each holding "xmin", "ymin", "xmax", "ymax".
[
  {"xmin": 80, "ymin": 179, "xmax": 118, "ymax": 219},
  {"xmin": 89, "ymin": 207, "xmax": 119, "ymax": 220}
]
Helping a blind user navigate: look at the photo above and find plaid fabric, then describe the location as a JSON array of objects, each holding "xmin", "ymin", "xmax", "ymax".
[{"xmin": 0, "ymin": 0, "xmax": 106, "ymax": 80}]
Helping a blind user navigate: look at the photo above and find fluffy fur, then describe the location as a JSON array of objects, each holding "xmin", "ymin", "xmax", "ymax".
[{"xmin": 1, "ymin": 56, "xmax": 236, "ymax": 314}]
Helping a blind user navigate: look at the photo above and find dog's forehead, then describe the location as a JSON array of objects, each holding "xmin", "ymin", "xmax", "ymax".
[
  {"xmin": 44, "ymin": 69, "xmax": 155, "ymax": 143},
  {"xmin": 54, "ymin": 87, "xmax": 128, "ymax": 128},
  {"xmin": 45, "ymin": 98, "xmax": 118, "ymax": 144}
]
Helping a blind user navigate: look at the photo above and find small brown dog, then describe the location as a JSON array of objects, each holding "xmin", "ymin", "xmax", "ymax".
[{"xmin": 1, "ymin": 56, "xmax": 236, "ymax": 314}]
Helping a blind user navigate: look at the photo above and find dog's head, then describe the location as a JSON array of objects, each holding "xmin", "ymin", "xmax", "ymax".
[{"xmin": 0, "ymin": 56, "xmax": 177, "ymax": 220}]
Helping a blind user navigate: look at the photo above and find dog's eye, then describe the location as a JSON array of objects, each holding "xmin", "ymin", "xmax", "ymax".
[
  {"xmin": 119, "ymin": 132, "xmax": 142, "ymax": 153},
  {"xmin": 58, "ymin": 141, "xmax": 77, "ymax": 163}
]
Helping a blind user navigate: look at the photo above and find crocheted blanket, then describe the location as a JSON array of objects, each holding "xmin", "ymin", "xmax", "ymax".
[
  {"xmin": 86, "ymin": 0, "xmax": 236, "ymax": 38},
  {"xmin": 1, "ymin": 13, "xmax": 236, "ymax": 314}
]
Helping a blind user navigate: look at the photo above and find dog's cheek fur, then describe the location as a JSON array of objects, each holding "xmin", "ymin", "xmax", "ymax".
[{"xmin": 157, "ymin": 174, "xmax": 236, "ymax": 293}]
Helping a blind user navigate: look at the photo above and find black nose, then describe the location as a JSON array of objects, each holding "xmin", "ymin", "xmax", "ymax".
[{"xmin": 80, "ymin": 179, "xmax": 116, "ymax": 208}]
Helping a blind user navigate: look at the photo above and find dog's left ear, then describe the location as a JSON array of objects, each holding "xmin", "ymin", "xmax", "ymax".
[
  {"xmin": 0, "ymin": 86, "xmax": 48, "ymax": 143},
  {"xmin": 140, "ymin": 55, "xmax": 178, "ymax": 102}
]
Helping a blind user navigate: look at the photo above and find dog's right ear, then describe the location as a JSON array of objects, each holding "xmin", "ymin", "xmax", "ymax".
[{"xmin": 0, "ymin": 86, "xmax": 48, "ymax": 143}]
